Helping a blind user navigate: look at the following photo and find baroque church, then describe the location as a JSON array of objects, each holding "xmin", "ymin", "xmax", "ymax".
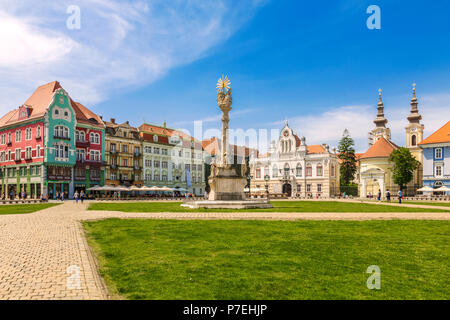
[
  {"xmin": 358, "ymin": 85, "xmax": 424, "ymax": 197},
  {"xmin": 249, "ymin": 120, "xmax": 340, "ymax": 198}
]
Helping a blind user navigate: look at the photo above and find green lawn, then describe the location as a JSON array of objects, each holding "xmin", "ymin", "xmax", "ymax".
[
  {"xmin": 84, "ymin": 219, "xmax": 450, "ymax": 299},
  {"xmin": 0, "ymin": 203, "xmax": 60, "ymax": 215},
  {"xmin": 88, "ymin": 201, "xmax": 448, "ymax": 213}
]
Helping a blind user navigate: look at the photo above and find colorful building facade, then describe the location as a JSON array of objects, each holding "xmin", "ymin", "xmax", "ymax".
[
  {"xmin": 0, "ymin": 81, "xmax": 105, "ymax": 199},
  {"xmin": 419, "ymin": 121, "xmax": 450, "ymax": 194},
  {"xmin": 104, "ymin": 119, "xmax": 143, "ymax": 186}
]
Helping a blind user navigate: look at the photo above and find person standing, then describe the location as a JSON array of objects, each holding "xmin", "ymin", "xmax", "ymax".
[
  {"xmin": 80, "ymin": 190, "xmax": 85, "ymax": 203},
  {"xmin": 398, "ymin": 189, "xmax": 403, "ymax": 204},
  {"xmin": 386, "ymin": 189, "xmax": 391, "ymax": 202},
  {"xmin": 377, "ymin": 189, "xmax": 381, "ymax": 201},
  {"xmin": 61, "ymin": 192, "xmax": 65, "ymax": 201},
  {"xmin": 74, "ymin": 191, "xmax": 79, "ymax": 204}
]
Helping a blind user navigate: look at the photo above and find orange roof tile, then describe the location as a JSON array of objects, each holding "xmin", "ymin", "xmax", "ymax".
[
  {"xmin": 419, "ymin": 121, "xmax": 450, "ymax": 145},
  {"xmin": 306, "ymin": 144, "xmax": 326, "ymax": 154},
  {"xmin": 359, "ymin": 137, "xmax": 398, "ymax": 159},
  {"xmin": 0, "ymin": 81, "xmax": 103, "ymax": 129}
]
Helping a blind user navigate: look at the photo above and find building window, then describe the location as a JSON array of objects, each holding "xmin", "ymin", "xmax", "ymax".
[
  {"xmin": 317, "ymin": 184, "xmax": 322, "ymax": 192},
  {"xmin": 123, "ymin": 159, "xmax": 128, "ymax": 167},
  {"xmin": 90, "ymin": 133, "xmax": 100, "ymax": 144},
  {"xmin": 54, "ymin": 126, "xmax": 69, "ymax": 138},
  {"xmin": 36, "ymin": 126, "xmax": 41, "ymax": 138},
  {"xmin": 122, "ymin": 145, "xmax": 128, "ymax": 153},
  {"xmin": 7, "ymin": 132, "xmax": 11, "ymax": 143},
  {"xmin": 154, "ymin": 147, "xmax": 160, "ymax": 154},
  {"xmin": 272, "ymin": 165, "xmax": 278, "ymax": 178},
  {"xmin": 15, "ymin": 130, "xmax": 21, "ymax": 142},
  {"xmin": 25, "ymin": 128, "xmax": 32, "ymax": 140},
  {"xmin": 0, "ymin": 134, "xmax": 5, "ymax": 144},
  {"xmin": 297, "ymin": 184, "xmax": 301, "ymax": 192},
  {"xmin": 162, "ymin": 161, "xmax": 168, "ymax": 169},
  {"xmin": 264, "ymin": 166, "xmax": 269, "ymax": 177},
  {"xmin": 36, "ymin": 145, "xmax": 41, "ymax": 157},
  {"xmin": 411, "ymin": 135, "xmax": 417, "ymax": 146},
  {"xmin": 435, "ymin": 148, "xmax": 443, "ymax": 159},
  {"xmin": 15, "ymin": 148, "xmax": 21, "ymax": 160},
  {"xmin": 296, "ymin": 163, "xmax": 302, "ymax": 177},
  {"xmin": 255, "ymin": 168, "xmax": 261, "ymax": 179},
  {"xmin": 331, "ymin": 164, "xmax": 335, "ymax": 177},
  {"xmin": 435, "ymin": 165, "xmax": 443, "ymax": 177},
  {"xmin": 317, "ymin": 164, "xmax": 323, "ymax": 176},
  {"xmin": 25, "ymin": 147, "xmax": 32, "ymax": 159},
  {"xmin": 110, "ymin": 173, "xmax": 116, "ymax": 180},
  {"xmin": 306, "ymin": 165, "xmax": 312, "ymax": 177},
  {"xmin": 306, "ymin": 184, "xmax": 311, "ymax": 192},
  {"xmin": 154, "ymin": 161, "xmax": 161, "ymax": 168}
]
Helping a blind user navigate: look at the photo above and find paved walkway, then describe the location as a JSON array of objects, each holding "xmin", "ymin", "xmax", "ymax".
[{"xmin": 0, "ymin": 201, "xmax": 448, "ymax": 300}]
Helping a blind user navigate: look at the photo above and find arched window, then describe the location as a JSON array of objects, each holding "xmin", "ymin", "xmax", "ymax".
[
  {"xmin": 316, "ymin": 164, "xmax": 323, "ymax": 176},
  {"xmin": 411, "ymin": 135, "xmax": 417, "ymax": 146},
  {"xmin": 284, "ymin": 163, "xmax": 290, "ymax": 177},
  {"xmin": 76, "ymin": 131, "xmax": 80, "ymax": 142},
  {"xmin": 331, "ymin": 164, "xmax": 335, "ymax": 177},
  {"xmin": 296, "ymin": 163, "xmax": 302, "ymax": 177},
  {"xmin": 255, "ymin": 167, "xmax": 261, "ymax": 179},
  {"xmin": 272, "ymin": 165, "xmax": 278, "ymax": 178},
  {"xmin": 54, "ymin": 125, "xmax": 69, "ymax": 138}
]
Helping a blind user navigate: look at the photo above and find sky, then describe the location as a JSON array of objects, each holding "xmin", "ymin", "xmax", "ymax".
[{"xmin": 1, "ymin": 0, "xmax": 450, "ymax": 152}]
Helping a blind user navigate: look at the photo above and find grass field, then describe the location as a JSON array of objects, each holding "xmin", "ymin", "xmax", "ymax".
[
  {"xmin": 0, "ymin": 203, "xmax": 60, "ymax": 215},
  {"xmin": 84, "ymin": 219, "xmax": 450, "ymax": 300},
  {"xmin": 403, "ymin": 201, "xmax": 450, "ymax": 207},
  {"xmin": 88, "ymin": 201, "xmax": 448, "ymax": 213}
]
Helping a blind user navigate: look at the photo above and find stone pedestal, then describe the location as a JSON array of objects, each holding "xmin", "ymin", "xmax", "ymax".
[{"xmin": 208, "ymin": 166, "xmax": 246, "ymax": 201}]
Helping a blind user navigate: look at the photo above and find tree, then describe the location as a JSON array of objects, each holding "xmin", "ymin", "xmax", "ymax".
[
  {"xmin": 388, "ymin": 147, "xmax": 420, "ymax": 191},
  {"xmin": 337, "ymin": 129, "xmax": 357, "ymax": 186}
]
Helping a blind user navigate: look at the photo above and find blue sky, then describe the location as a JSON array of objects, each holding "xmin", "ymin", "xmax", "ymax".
[{"xmin": 1, "ymin": 0, "xmax": 450, "ymax": 152}]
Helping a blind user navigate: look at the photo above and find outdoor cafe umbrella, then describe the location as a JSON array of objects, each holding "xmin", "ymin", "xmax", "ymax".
[
  {"xmin": 87, "ymin": 185, "xmax": 101, "ymax": 191},
  {"xmin": 159, "ymin": 186, "xmax": 174, "ymax": 192},
  {"xmin": 129, "ymin": 185, "xmax": 143, "ymax": 191},
  {"xmin": 416, "ymin": 186, "xmax": 434, "ymax": 192},
  {"xmin": 435, "ymin": 186, "xmax": 450, "ymax": 192}
]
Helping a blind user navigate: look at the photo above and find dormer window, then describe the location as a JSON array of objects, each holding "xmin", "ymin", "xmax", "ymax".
[
  {"xmin": 64, "ymin": 111, "xmax": 68, "ymax": 117},
  {"xmin": 55, "ymin": 109, "xmax": 59, "ymax": 115}
]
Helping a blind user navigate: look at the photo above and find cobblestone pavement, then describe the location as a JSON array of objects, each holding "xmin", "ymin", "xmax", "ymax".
[{"xmin": 0, "ymin": 201, "xmax": 448, "ymax": 300}]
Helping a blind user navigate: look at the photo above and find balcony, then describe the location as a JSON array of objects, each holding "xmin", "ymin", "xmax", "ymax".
[
  {"xmin": 134, "ymin": 165, "xmax": 141, "ymax": 170},
  {"xmin": 53, "ymin": 135, "xmax": 70, "ymax": 141},
  {"xmin": 134, "ymin": 151, "xmax": 142, "ymax": 157},
  {"xmin": 110, "ymin": 164, "xmax": 117, "ymax": 169},
  {"xmin": 110, "ymin": 149, "xmax": 117, "ymax": 155},
  {"xmin": 76, "ymin": 140, "xmax": 90, "ymax": 148}
]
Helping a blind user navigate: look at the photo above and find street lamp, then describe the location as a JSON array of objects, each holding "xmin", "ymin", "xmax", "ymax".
[
  {"xmin": 246, "ymin": 174, "xmax": 254, "ymax": 198},
  {"xmin": 264, "ymin": 174, "xmax": 270, "ymax": 200}
]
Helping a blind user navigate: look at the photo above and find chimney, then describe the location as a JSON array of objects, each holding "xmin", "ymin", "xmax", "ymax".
[
  {"xmin": 99, "ymin": 115, "xmax": 103, "ymax": 120},
  {"xmin": 110, "ymin": 118, "xmax": 115, "ymax": 124}
]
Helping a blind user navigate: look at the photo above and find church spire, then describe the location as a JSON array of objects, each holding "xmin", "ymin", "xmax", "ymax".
[
  {"xmin": 374, "ymin": 88, "xmax": 388, "ymax": 128},
  {"xmin": 407, "ymin": 83, "xmax": 422, "ymax": 124}
]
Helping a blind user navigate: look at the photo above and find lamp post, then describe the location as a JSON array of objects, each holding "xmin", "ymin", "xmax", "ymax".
[
  {"xmin": 264, "ymin": 174, "xmax": 270, "ymax": 200},
  {"xmin": 246, "ymin": 174, "xmax": 253, "ymax": 198}
]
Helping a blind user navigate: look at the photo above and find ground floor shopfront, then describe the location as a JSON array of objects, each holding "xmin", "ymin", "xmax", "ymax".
[{"xmin": 250, "ymin": 178, "xmax": 339, "ymax": 198}]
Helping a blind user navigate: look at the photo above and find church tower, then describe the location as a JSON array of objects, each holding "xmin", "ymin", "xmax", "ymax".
[
  {"xmin": 370, "ymin": 89, "xmax": 391, "ymax": 144},
  {"xmin": 405, "ymin": 83, "xmax": 424, "ymax": 186}
]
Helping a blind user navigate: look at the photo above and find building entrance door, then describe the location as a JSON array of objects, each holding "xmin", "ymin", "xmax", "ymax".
[{"xmin": 282, "ymin": 183, "xmax": 292, "ymax": 197}]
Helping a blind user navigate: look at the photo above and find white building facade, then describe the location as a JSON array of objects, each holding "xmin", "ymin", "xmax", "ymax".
[{"xmin": 249, "ymin": 121, "xmax": 340, "ymax": 198}]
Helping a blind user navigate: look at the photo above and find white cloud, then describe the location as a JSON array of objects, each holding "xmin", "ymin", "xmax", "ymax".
[{"xmin": 0, "ymin": 0, "xmax": 265, "ymax": 113}]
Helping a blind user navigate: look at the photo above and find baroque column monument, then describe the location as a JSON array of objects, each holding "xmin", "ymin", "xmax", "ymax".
[{"xmin": 182, "ymin": 76, "xmax": 272, "ymax": 209}]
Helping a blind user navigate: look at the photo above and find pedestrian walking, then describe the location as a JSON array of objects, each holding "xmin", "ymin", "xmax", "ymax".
[
  {"xmin": 386, "ymin": 189, "xmax": 391, "ymax": 201},
  {"xmin": 74, "ymin": 191, "xmax": 79, "ymax": 203},
  {"xmin": 398, "ymin": 189, "xmax": 403, "ymax": 204},
  {"xmin": 80, "ymin": 190, "xmax": 85, "ymax": 203},
  {"xmin": 377, "ymin": 189, "xmax": 381, "ymax": 201}
]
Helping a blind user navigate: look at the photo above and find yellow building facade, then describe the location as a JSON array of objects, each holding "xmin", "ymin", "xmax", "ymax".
[{"xmin": 104, "ymin": 119, "xmax": 143, "ymax": 186}]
